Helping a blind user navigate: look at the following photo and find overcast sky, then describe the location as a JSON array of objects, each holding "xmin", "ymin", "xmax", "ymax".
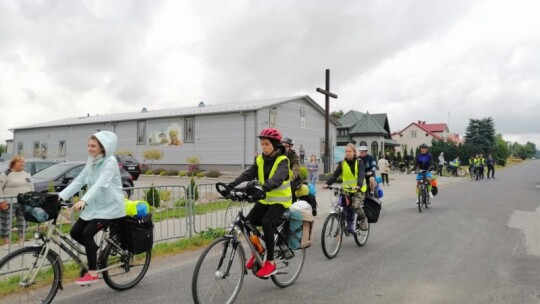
[{"xmin": 1, "ymin": 0, "xmax": 539, "ymax": 149}]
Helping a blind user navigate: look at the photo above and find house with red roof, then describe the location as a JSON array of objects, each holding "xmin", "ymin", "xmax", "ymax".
[{"xmin": 392, "ymin": 121, "xmax": 452, "ymax": 153}]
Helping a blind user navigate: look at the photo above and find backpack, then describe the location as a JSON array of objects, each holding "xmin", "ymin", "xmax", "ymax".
[{"xmin": 17, "ymin": 192, "xmax": 60, "ymax": 223}]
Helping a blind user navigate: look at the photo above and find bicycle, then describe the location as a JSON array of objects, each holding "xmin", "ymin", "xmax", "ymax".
[
  {"xmin": 191, "ymin": 182, "xmax": 306, "ymax": 304},
  {"xmin": 416, "ymin": 169, "xmax": 431, "ymax": 213},
  {"xmin": 0, "ymin": 201, "xmax": 152, "ymax": 304},
  {"xmin": 321, "ymin": 186, "xmax": 370, "ymax": 259},
  {"xmin": 442, "ymin": 164, "xmax": 466, "ymax": 177}
]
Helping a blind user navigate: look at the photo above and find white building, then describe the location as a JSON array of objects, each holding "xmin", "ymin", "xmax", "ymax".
[{"xmin": 11, "ymin": 96, "xmax": 339, "ymax": 171}]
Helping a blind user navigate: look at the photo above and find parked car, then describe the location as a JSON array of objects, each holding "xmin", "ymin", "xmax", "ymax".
[
  {"xmin": 31, "ymin": 161, "xmax": 134, "ymax": 197},
  {"xmin": 0, "ymin": 159, "xmax": 65, "ymax": 175},
  {"xmin": 115, "ymin": 155, "xmax": 142, "ymax": 180}
]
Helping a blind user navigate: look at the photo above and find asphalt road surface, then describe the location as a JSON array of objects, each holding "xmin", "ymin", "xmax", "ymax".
[{"xmin": 50, "ymin": 161, "xmax": 540, "ymax": 303}]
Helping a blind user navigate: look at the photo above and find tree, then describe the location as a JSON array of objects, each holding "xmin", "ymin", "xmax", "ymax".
[
  {"xmin": 464, "ymin": 117, "xmax": 496, "ymax": 155},
  {"xmin": 142, "ymin": 149, "xmax": 164, "ymax": 164},
  {"xmin": 493, "ymin": 134, "xmax": 509, "ymax": 163},
  {"xmin": 331, "ymin": 110, "xmax": 344, "ymax": 119}
]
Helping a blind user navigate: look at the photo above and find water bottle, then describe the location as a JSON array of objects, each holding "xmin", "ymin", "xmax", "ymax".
[
  {"xmin": 250, "ymin": 234, "xmax": 265, "ymax": 254},
  {"xmin": 31, "ymin": 207, "xmax": 49, "ymax": 222}
]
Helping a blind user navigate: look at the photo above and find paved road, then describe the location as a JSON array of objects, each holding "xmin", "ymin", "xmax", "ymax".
[{"xmin": 48, "ymin": 161, "xmax": 540, "ymax": 303}]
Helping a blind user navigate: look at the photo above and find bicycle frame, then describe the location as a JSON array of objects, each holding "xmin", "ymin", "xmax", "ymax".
[{"xmin": 329, "ymin": 188, "xmax": 357, "ymax": 234}]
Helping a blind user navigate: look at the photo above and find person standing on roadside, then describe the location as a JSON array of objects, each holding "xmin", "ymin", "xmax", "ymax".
[
  {"xmin": 486, "ymin": 154, "xmax": 496, "ymax": 179},
  {"xmin": 306, "ymin": 154, "xmax": 319, "ymax": 185},
  {"xmin": 438, "ymin": 152, "xmax": 446, "ymax": 176},
  {"xmin": 0, "ymin": 155, "xmax": 33, "ymax": 246},
  {"xmin": 298, "ymin": 144, "xmax": 306, "ymax": 165},
  {"xmin": 377, "ymin": 155, "xmax": 390, "ymax": 186}
]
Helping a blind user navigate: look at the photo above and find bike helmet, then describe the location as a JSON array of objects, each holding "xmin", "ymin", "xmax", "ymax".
[
  {"xmin": 258, "ymin": 128, "xmax": 282, "ymax": 141},
  {"xmin": 281, "ymin": 136, "xmax": 294, "ymax": 146},
  {"xmin": 419, "ymin": 143, "xmax": 428, "ymax": 148},
  {"xmin": 359, "ymin": 146, "xmax": 368, "ymax": 151}
]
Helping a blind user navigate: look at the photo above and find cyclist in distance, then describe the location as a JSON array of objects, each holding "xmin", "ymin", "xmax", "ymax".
[
  {"xmin": 358, "ymin": 145, "xmax": 377, "ymax": 197},
  {"xmin": 227, "ymin": 128, "xmax": 292, "ymax": 278},
  {"xmin": 323, "ymin": 143, "xmax": 369, "ymax": 231},
  {"xmin": 58, "ymin": 131, "xmax": 126, "ymax": 285},
  {"xmin": 415, "ymin": 143, "xmax": 433, "ymax": 203}
]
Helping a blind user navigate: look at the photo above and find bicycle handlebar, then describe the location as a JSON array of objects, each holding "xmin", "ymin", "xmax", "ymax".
[{"xmin": 215, "ymin": 182, "xmax": 259, "ymax": 203}]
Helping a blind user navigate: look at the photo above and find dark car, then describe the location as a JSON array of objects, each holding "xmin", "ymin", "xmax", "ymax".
[
  {"xmin": 115, "ymin": 155, "xmax": 141, "ymax": 181},
  {"xmin": 31, "ymin": 161, "xmax": 134, "ymax": 197},
  {"xmin": 0, "ymin": 159, "xmax": 65, "ymax": 175}
]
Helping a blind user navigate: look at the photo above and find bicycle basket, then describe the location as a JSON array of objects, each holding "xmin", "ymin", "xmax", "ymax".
[
  {"xmin": 362, "ymin": 197, "xmax": 381, "ymax": 223},
  {"xmin": 17, "ymin": 192, "xmax": 60, "ymax": 223}
]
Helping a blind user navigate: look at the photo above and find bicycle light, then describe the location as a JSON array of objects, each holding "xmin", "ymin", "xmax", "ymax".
[{"xmin": 33, "ymin": 231, "xmax": 42, "ymax": 240}]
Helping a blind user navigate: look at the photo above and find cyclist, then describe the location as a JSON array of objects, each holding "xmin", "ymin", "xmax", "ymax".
[
  {"xmin": 58, "ymin": 131, "xmax": 126, "ymax": 285},
  {"xmin": 227, "ymin": 128, "xmax": 292, "ymax": 278},
  {"xmin": 469, "ymin": 156, "xmax": 475, "ymax": 178},
  {"xmin": 415, "ymin": 143, "xmax": 433, "ymax": 203},
  {"xmin": 476, "ymin": 154, "xmax": 486, "ymax": 180},
  {"xmin": 323, "ymin": 143, "xmax": 368, "ymax": 231},
  {"xmin": 448, "ymin": 157, "xmax": 460, "ymax": 176},
  {"xmin": 281, "ymin": 136, "xmax": 302, "ymax": 201},
  {"xmin": 358, "ymin": 146, "xmax": 377, "ymax": 197},
  {"xmin": 486, "ymin": 154, "xmax": 495, "ymax": 179}
]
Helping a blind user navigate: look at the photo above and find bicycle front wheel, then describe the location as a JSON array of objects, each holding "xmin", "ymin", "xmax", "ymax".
[
  {"xmin": 321, "ymin": 213, "xmax": 343, "ymax": 259},
  {"xmin": 100, "ymin": 241, "xmax": 152, "ymax": 291},
  {"xmin": 0, "ymin": 246, "xmax": 62, "ymax": 304},
  {"xmin": 457, "ymin": 168, "xmax": 466, "ymax": 177},
  {"xmin": 192, "ymin": 237, "xmax": 245, "ymax": 304},
  {"xmin": 417, "ymin": 187, "xmax": 423, "ymax": 213}
]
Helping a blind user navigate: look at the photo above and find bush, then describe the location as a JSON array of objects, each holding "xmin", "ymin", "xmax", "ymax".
[
  {"xmin": 206, "ymin": 170, "xmax": 221, "ymax": 178},
  {"xmin": 196, "ymin": 172, "xmax": 205, "ymax": 178},
  {"xmin": 145, "ymin": 186, "xmax": 161, "ymax": 207},
  {"xmin": 178, "ymin": 171, "xmax": 187, "ymax": 177},
  {"xmin": 497, "ymin": 158, "xmax": 506, "ymax": 167},
  {"xmin": 167, "ymin": 170, "xmax": 179, "ymax": 176},
  {"xmin": 154, "ymin": 168, "xmax": 166, "ymax": 175},
  {"xmin": 159, "ymin": 171, "xmax": 167, "ymax": 176},
  {"xmin": 187, "ymin": 176, "xmax": 199, "ymax": 200},
  {"xmin": 145, "ymin": 169, "xmax": 154, "ymax": 175},
  {"xmin": 160, "ymin": 189, "xmax": 171, "ymax": 202}
]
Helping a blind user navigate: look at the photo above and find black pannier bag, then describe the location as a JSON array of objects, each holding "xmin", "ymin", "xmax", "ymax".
[
  {"xmin": 17, "ymin": 192, "xmax": 60, "ymax": 223},
  {"xmin": 122, "ymin": 214, "xmax": 154, "ymax": 254},
  {"xmin": 363, "ymin": 196, "xmax": 382, "ymax": 223}
]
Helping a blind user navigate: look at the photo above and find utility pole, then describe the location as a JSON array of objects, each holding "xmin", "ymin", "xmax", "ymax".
[{"xmin": 316, "ymin": 69, "xmax": 338, "ymax": 173}]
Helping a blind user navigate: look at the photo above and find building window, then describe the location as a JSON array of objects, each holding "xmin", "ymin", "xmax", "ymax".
[
  {"xmin": 371, "ymin": 141, "xmax": 378, "ymax": 158},
  {"xmin": 184, "ymin": 117, "xmax": 195, "ymax": 143},
  {"xmin": 17, "ymin": 142, "xmax": 23, "ymax": 155},
  {"xmin": 137, "ymin": 121, "xmax": 146, "ymax": 145},
  {"xmin": 40, "ymin": 143, "xmax": 48, "ymax": 159},
  {"xmin": 411, "ymin": 130, "xmax": 417, "ymax": 138},
  {"xmin": 359, "ymin": 141, "xmax": 367, "ymax": 147},
  {"xmin": 59, "ymin": 140, "xmax": 66, "ymax": 157},
  {"xmin": 300, "ymin": 106, "xmax": 305, "ymax": 117},
  {"xmin": 338, "ymin": 129, "xmax": 348, "ymax": 136},
  {"xmin": 33, "ymin": 142, "xmax": 40, "ymax": 157}
]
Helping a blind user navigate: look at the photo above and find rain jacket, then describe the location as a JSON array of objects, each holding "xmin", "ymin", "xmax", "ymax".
[{"xmin": 59, "ymin": 131, "xmax": 126, "ymax": 220}]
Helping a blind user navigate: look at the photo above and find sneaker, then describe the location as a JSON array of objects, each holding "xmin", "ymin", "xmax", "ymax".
[
  {"xmin": 429, "ymin": 192, "xmax": 434, "ymax": 199},
  {"xmin": 256, "ymin": 261, "xmax": 277, "ymax": 278},
  {"xmin": 245, "ymin": 254, "xmax": 256, "ymax": 270},
  {"xmin": 359, "ymin": 218, "xmax": 369, "ymax": 231},
  {"xmin": 75, "ymin": 273, "xmax": 99, "ymax": 286},
  {"xmin": 415, "ymin": 198, "xmax": 419, "ymax": 204}
]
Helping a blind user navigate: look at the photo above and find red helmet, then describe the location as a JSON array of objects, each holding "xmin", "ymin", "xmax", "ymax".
[{"xmin": 258, "ymin": 128, "xmax": 282, "ymax": 141}]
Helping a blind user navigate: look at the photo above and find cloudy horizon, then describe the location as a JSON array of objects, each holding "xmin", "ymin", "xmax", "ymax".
[{"xmin": 1, "ymin": 0, "xmax": 539, "ymax": 150}]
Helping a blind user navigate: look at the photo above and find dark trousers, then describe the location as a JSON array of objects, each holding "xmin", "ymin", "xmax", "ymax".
[
  {"xmin": 246, "ymin": 202, "xmax": 286, "ymax": 262},
  {"xmin": 381, "ymin": 173, "xmax": 389, "ymax": 185},
  {"xmin": 71, "ymin": 218, "xmax": 112, "ymax": 270},
  {"xmin": 487, "ymin": 165, "xmax": 494, "ymax": 178}
]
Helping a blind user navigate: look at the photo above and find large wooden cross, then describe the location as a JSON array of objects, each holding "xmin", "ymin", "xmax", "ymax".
[{"xmin": 316, "ymin": 69, "xmax": 338, "ymax": 173}]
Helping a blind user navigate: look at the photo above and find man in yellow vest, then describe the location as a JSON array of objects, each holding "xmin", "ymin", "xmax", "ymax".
[{"xmin": 228, "ymin": 128, "xmax": 292, "ymax": 278}]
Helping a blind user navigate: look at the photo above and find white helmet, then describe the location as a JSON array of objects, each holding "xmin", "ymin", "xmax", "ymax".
[{"xmin": 359, "ymin": 146, "xmax": 368, "ymax": 151}]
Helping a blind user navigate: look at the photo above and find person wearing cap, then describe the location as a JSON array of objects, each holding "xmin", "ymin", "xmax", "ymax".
[
  {"xmin": 415, "ymin": 143, "xmax": 433, "ymax": 203},
  {"xmin": 227, "ymin": 128, "xmax": 292, "ymax": 278},
  {"xmin": 58, "ymin": 131, "xmax": 126, "ymax": 285},
  {"xmin": 358, "ymin": 145, "xmax": 377, "ymax": 197},
  {"xmin": 281, "ymin": 136, "xmax": 302, "ymax": 202},
  {"xmin": 324, "ymin": 143, "xmax": 369, "ymax": 231}
]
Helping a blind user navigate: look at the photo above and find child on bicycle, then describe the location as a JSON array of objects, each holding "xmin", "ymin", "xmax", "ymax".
[
  {"xmin": 415, "ymin": 143, "xmax": 433, "ymax": 203},
  {"xmin": 227, "ymin": 128, "xmax": 293, "ymax": 278},
  {"xmin": 58, "ymin": 131, "xmax": 126, "ymax": 285},
  {"xmin": 323, "ymin": 143, "xmax": 369, "ymax": 231}
]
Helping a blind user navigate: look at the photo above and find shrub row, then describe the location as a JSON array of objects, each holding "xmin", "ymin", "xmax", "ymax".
[{"xmin": 143, "ymin": 169, "xmax": 221, "ymax": 178}]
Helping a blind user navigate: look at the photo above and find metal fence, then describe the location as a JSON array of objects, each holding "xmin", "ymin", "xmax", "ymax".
[{"xmin": 0, "ymin": 182, "xmax": 248, "ymax": 260}]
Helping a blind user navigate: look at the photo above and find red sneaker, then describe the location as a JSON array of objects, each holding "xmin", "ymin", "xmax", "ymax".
[
  {"xmin": 256, "ymin": 261, "xmax": 276, "ymax": 278},
  {"xmin": 245, "ymin": 254, "xmax": 256, "ymax": 270},
  {"xmin": 75, "ymin": 273, "xmax": 99, "ymax": 285}
]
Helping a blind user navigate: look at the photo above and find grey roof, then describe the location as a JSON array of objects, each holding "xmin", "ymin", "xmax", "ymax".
[
  {"xmin": 339, "ymin": 110, "xmax": 390, "ymax": 136},
  {"xmin": 350, "ymin": 112, "xmax": 388, "ymax": 135},
  {"xmin": 14, "ymin": 95, "xmax": 340, "ymax": 130}
]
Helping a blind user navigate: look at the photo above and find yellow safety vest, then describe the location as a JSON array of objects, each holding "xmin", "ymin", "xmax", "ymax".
[
  {"xmin": 342, "ymin": 159, "xmax": 359, "ymax": 193},
  {"xmin": 256, "ymin": 155, "xmax": 293, "ymax": 208}
]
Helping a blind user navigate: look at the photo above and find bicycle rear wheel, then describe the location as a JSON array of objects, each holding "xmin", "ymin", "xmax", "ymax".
[
  {"xmin": 100, "ymin": 241, "xmax": 151, "ymax": 291},
  {"xmin": 192, "ymin": 237, "xmax": 245, "ymax": 304},
  {"xmin": 0, "ymin": 246, "xmax": 62, "ymax": 304},
  {"xmin": 417, "ymin": 187, "xmax": 423, "ymax": 213},
  {"xmin": 353, "ymin": 220, "xmax": 369, "ymax": 246},
  {"xmin": 321, "ymin": 213, "xmax": 343, "ymax": 259},
  {"xmin": 271, "ymin": 245, "xmax": 306, "ymax": 288},
  {"xmin": 457, "ymin": 168, "xmax": 466, "ymax": 177}
]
